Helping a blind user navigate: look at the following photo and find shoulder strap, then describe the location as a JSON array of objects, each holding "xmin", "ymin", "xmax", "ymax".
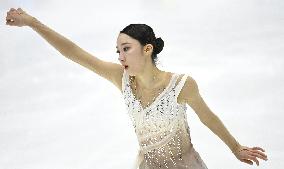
[
  {"xmin": 167, "ymin": 73, "xmax": 179, "ymax": 89},
  {"xmin": 122, "ymin": 69, "xmax": 129, "ymax": 92},
  {"xmin": 174, "ymin": 74, "xmax": 188, "ymax": 99}
]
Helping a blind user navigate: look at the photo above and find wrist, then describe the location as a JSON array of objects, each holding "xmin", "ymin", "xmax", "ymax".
[
  {"xmin": 231, "ymin": 141, "xmax": 241, "ymax": 154},
  {"xmin": 27, "ymin": 17, "xmax": 38, "ymax": 28}
]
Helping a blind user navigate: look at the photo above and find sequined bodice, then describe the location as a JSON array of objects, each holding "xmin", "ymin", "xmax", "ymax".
[{"xmin": 122, "ymin": 70, "xmax": 208, "ymax": 169}]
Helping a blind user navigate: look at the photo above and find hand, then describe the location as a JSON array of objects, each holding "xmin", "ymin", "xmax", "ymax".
[
  {"xmin": 6, "ymin": 8, "xmax": 34, "ymax": 27},
  {"xmin": 233, "ymin": 145, "xmax": 268, "ymax": 166}
]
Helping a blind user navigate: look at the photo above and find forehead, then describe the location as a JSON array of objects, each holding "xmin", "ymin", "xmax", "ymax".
[{"xmin": 116, "ymin": 33, "xmax": 137, "ymax": 48}]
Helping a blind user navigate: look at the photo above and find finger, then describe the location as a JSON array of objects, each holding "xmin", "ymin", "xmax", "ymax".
[
  {"xmin": 10, "ymin": 8, "xmax": 16, "ymax": 11},
  {"xmin": 6, "ymin": 19, "xmax": 16, "ymax": 25},
  {"xmin": 249, "ymin": 147, "xmax": 268, "ymax": 158},
  {"xmin": 252, "ymin": 146, "xmax": 265, "ymax": 152},
  {"xmin": 17, "ymin": 8, "xmax": 23, "ymax": 14},
  {"xmin": 6, "ymin": 19, "xmax": 17, "ymax": 26},
  {"xmin": 11, "ymin": 9, "xmax": 21, "ymax": 15},
  {"xmin": 17, "ymin": 8, "xmax": 24, "ymax": 12},
  {"xmin": 6, "ymin": 20, "xmax": 13, "ymax": 25},
  {"xmin": 251, "ymin": 150, "xmax": 268, "ymax": 160},
  {"xmin": 6, "ymin": 15, "xmax": 14, "ymax": 21},
  {"xmin": 6, "ymin": 15, "xmax": 11, "ymax": 20},
  {"xmin": 6, "ymin": 18, "xmax": 14, "ymax": 22},
  {"xmin": 240, "ymin": 159, "xmax": 253, "ymax": 165},
  {"xmin": 10, "ymin": 10, "xmax": 18, "ymax": 15},
  {"xmin": 247, "ymin": 154, "xmax": 259, "ymax": 166},
  {"xmin": 249, "ymin": 151, "xmax": 267, "ymax": 161}
]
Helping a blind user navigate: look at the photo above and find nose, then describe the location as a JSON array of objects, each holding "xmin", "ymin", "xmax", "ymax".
[{"xmin": 118, "ymin": 54, "xmax": 125, "ymax": 63}]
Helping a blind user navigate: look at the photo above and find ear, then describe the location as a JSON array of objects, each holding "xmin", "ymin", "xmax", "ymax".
[{"xmin": 143, "ymin": 44, "xmax": 154, "ymax": 54}]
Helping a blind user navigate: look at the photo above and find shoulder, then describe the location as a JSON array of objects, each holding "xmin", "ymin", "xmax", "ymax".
[
  {"xmin": 178, "ymin": 74, "xmax": 201, "ymax": 104},
  {"xmin": 184, "ymin": 75, "xmax": 199, "ymax": 94},
  {"xmin": 173, "ymin": 72, "xmax": 196, "ymax": 90}
]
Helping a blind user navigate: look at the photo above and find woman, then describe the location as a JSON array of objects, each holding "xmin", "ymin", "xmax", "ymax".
[{"xmin": 6, "ymin": 8, "xmax": 268, "ymax": 168}]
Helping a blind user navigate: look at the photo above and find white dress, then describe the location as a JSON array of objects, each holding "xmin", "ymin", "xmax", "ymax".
[{"xmin": 122, "ymin": 69, "xmax": 208, "ymax": 169}]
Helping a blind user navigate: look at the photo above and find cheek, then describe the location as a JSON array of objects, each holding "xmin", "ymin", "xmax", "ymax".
[
  {"xmin": 134, "ymin": 59, "xmax": 146, "ymax": 72},
  {"xmin": 127, "ymin": 51, "xmax": 139, "ymax": 63},
  {"xmin": 127, "ymin": 49, "xmax": 145, "ymax": 66},
  {"xmin": 127, "ymin": 56, "xmax": 143, "ymax": 71}
]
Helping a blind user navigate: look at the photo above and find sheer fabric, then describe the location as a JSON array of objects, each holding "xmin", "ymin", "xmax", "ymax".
[{"xmin": 122, "ymin": 70, "xmax": 208, "ymax": 169}]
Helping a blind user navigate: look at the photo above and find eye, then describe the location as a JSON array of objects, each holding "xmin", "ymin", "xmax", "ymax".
[
  {"xmin": 116, "ymin": 47, "xmax": 129, "ymax": 53},
  {"xmin": 123, "ymin": 47, "xmax": 129, "ymax": 52}
]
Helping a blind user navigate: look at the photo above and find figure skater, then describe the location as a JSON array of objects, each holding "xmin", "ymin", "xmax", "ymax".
[{"xmin": 6, "ymin": 8, "xmax": 268, "ymax": 169}]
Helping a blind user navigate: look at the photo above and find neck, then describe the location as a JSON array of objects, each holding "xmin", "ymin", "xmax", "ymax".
[{"xmin": 134, "ymin": 65, "xmax": 167, "ymax": 90}]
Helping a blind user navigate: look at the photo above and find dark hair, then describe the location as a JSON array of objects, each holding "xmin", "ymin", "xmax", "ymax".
[{"xmin": 120, "ymin": 24, "xmax": 164, "ymax": 66}]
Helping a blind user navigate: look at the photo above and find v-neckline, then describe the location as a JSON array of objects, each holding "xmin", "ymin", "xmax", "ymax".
[{"xmin": 128, "ymin": 73, "xmax": 177, "ymax": 112}]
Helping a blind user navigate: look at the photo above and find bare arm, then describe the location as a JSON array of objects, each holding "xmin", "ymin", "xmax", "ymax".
[
  {"xmin": 6, "ymin": 8, "xmax": 124, "ymax": 91},
  {"xmin": 181, "ymin": 76, "xmax": 268, "ymax": 166},
  {"xmin": 30, "ymin": 18, "xmax": 84, "ymax": 60}
]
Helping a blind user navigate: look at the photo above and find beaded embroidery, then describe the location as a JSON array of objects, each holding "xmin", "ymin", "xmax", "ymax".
[{"xmin": 122, "ymin": 69, "xmax": 208, "ymax": 169}]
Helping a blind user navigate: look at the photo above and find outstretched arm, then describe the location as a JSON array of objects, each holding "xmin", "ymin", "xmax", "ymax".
[
  {"xmin": 182, "ymin": 76, "xmax": 268, "ymax": 166},
  {"xmin": 5, "ymin": 8, "xmax": 124, "ymax": 91}
]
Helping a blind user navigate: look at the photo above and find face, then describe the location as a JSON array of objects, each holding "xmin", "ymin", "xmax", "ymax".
[{"xmin": 116, "ymin": 33, "xmax": 153, "ymax": 76}]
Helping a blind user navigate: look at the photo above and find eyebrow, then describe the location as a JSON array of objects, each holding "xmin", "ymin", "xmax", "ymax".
[{"xmin": 116, "ymin": 42, "xmax": 131, "ymax": 49}]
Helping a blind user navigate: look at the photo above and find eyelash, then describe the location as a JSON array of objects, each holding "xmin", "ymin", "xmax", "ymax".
[{"xmin": 116, "ymin": 47, "xmax": 129, "ymax": 53}]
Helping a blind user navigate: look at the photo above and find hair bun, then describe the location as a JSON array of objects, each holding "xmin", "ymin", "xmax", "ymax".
[{"xmin": 154, "ymin": 37, "xmax": 164, "ymax": 54}]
